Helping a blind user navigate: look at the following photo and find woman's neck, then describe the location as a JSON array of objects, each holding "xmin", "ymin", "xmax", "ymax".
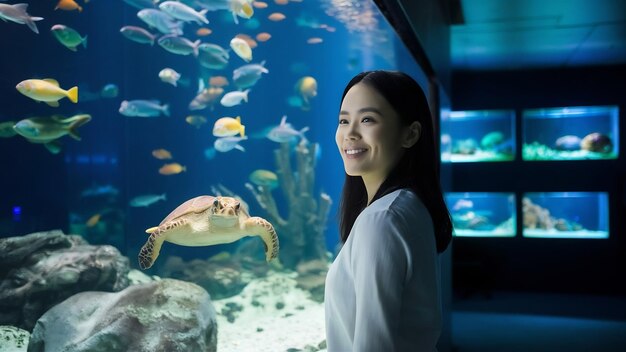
[{"xmin": 362, "ymin": 174, "xmax": 385, "ymax": 206}]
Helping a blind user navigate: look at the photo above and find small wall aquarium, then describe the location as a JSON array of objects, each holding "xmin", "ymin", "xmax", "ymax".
[
  {"xmin": 441, "ymin": 110, "xmax": 515, "ymax": 163},
  {"xmin": 522, "ymin": 192, "xmax": 609, "ymax": 239},
  {"xmin": 446, "ymin": 192, "xmax": 516, "ymax": 237},
  {"xmin": 522, "ymin": 106, "xmax": 619, "ymax": 161}
]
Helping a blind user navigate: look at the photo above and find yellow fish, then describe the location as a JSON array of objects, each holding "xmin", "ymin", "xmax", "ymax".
[
  {"xmin": 159, "ymin": 163, "xmax": 186, "ymax": 175},
  {"xmin": 296, "ymin": 76, "xmax": 317, "ymax": 110},
  {"xmin": 186, "ymin": 115, "xmax": 207, "ymax": 129},
  {"xmin": 152, "ymin": 148, "xmax": 172, "ymax": 160},
  {"xmin": 16, "ymin": 79, "xmax": 78, "ymax": 107},
  {"xmin": 213, "ymin": 116, "xmax": 245, "ymax": 137},
  {"xmin": 230, "ymin": 37, "xmax": 252, "ymax": 62},
  {"xmin": 86, "ymin": 213, "xmax": 101, "ymax": 227},
  {"xmin": 230, "ymin": 0, "xmax": 254, "ymax": 24}
]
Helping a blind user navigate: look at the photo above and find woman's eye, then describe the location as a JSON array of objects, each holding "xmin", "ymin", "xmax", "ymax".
[
  {"xmin": 361, "ymin": 116, "xmax": 374, "ymax": 123},
  {"xmin": 338, "ymin": 119, "xmax": 348, "ymax": 125}
]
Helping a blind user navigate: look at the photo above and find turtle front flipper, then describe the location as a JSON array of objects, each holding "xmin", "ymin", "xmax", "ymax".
[
  {"xmin": 138, "ymin": 228, "xmax": 166, "ymax": 270},
  {"xmin": 244, "ymin": 217, "xmax": 279, "ymax": 262}
]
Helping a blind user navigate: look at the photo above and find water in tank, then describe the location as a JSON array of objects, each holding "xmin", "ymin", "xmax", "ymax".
[
  {"xmin": 445, "ymin": 192, "xmax": 516, "ymax": 237},
  {"xmin": 522, "ymin": 106, "xmax": 619, "ymax": 161},
  {"xmin": 522, "ymin": 192, "xmax": 609, "ymax": 239},
  {"xmin": 441, "ymin": 110, "xmax": 516, "ymax": 163}
]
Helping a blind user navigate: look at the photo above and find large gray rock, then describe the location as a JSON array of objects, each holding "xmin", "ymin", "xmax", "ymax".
[
  {"xmin": 0, "ymin": 230, "xmax": 130, "ymax": 330},
  {"xmin": 28, "ymin": 279, "xmax": 218, "ymax": 352}
]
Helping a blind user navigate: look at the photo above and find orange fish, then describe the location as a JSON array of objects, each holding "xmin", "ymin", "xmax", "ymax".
[
  {"xmin": 86, "ymin": 213, "xmax": 101, "ymax": 227},
  {"xmin": 274, "ymin": 0, "xmax": 288, "ymax": 4},
  {"xmin": 252, "ymin": 1, "xmax": 268, "ymax": 8},
  {"xmin": 209, "ymin": 76, "xmax": 229, "ymax": 87},
  {"xmin": 55, "ymin": 0, "xmax": 83, "ymax": 12},
  {"xmin": 307, "ymin": 37, "xmax": 323, "ymax": 44},
  {"xmin": 236, "ymin": 34, "xmax": 257, "ymax": 48},
  {"xmin": 256, "ymin": 32, "xmax": 271, "ymax": 42},
  {"xmin": 152, "ymin": 149, "xmax": 172, "ymax": 160},
  {"xmin": 268, "ymin": 12, "xmax": 286, "ymax": 21},
  {"xmin": 159, "ymin": 163, "xmax": 186, "ymax": 175},
  {"xmin": 196, "ymin": 28, "xmax": 212, "ymax": 36}
]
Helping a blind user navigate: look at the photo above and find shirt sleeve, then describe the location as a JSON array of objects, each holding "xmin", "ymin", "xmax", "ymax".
[{"xmin": 350, "ymin": 209, "xmax": 410, "ymax": 351}]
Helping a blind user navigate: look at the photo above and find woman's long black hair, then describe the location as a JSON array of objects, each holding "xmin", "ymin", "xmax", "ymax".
[{"xmin": 337, "ymin": 70, "xmax": 452, "ymax": 253}]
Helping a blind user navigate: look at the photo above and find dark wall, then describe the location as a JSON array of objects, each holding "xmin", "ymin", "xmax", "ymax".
[
  {"xmin": 450, "ymin": 65, "xmax": 626, "ymax": 296},
  {"xmin": 375, "ymin": 0, "xmax": 452, "ymax": 93}
]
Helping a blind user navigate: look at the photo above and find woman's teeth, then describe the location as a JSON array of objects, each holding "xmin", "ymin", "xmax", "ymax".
[{"xmin": 346, "ymin": 149, "xmax": 367, "ymax": 155}]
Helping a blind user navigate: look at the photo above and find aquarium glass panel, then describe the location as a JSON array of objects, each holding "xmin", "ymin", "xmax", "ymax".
[
  {"xmin": 0, "ymin": 0, "xmax": 432, "ymax": 350},
  {"xmin": 445, "ymin": 192, "xmax": 516, "ymax": 237},
  {"xmin": 522, "ymin": 106, "xmax": 619, "ymax": 161},
  {"xmin": 441, "ymin": 110, "xmax": 515, "ymax": 163},
  {"xmin": 523, "ymin": 192, "xmax": 609, "ymax": 239}
]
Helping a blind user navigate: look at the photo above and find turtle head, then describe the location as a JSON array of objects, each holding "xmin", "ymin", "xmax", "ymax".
[{"xmin": 210, "ymin": 196, "xmax": 241, "ymax": 227}]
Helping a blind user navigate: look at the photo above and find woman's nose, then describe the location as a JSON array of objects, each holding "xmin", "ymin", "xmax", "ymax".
[{"xmin": 345, "ymin": 124, "xmax": 360, "ymax": 140}]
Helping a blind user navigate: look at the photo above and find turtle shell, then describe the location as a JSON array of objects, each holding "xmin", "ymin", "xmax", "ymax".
[{"xmin": 159, "ymin": 195, "xmax": 216, "ymax": 226}]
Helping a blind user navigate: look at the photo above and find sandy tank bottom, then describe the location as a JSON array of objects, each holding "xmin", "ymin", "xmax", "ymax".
[{"xmin": 212, "ymin": 270, "xmax": 327, "ymax": 352}]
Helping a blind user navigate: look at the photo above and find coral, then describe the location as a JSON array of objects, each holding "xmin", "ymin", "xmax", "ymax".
[
  {"xmin": 522, "ymin": 198, "xmax": 585, "ymax": 232},
  {"xmin": 215, "ymin": 140, "xmax": 332, "ymax": 270}
]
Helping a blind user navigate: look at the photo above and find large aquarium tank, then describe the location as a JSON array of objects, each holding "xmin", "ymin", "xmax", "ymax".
[
  {"xmin": 445, "ymin": 192, "xmax": 516, "ymax": 238},
  {"xmin": 440, "ymin": 109, "xmax": 515, "ymax": 163},
  {"xmin": 0, "ymin": 0, "xmax": 435, "ymax": 351},
  {"xmin": 522, "ymin": 105, "xmax": 619, "ymax": 161},
  {"xmin": 522, "ymin": 192, "xmax": 609, "ymax": 239}
]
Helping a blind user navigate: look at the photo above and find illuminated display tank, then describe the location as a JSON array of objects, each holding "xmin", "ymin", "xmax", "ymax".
[
  {"xmin": 445, "ymin": 192, "xmax": 516, "ymax": 237},
  {"xmin": 522, "ymin": 106, "xmax": 619, "ymax": 161},
  {"xmin": 441, "ymin": 110, "xmax": 515, "ymax": 163},
  {"xmin": 0, "ymin": 0, "xmax": 434, "ymax": 350},
  {"xmin": 522, "ymin": 192, "xmax": 609, "ymax": 239}
]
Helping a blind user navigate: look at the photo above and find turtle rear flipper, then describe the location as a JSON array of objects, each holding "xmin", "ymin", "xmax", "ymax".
[
  {"xmin": 244, "ymin": 216, "xmax": 279, "ymax": 262},
  {"xmin": 138, "ymin": 229, "xmax": 166, "ymax": 270}
]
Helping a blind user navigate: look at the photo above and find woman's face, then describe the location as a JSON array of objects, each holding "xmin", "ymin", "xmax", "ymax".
[{"xmin": 336, "ymin": 83, "xmax": 405, "ymax": 184}]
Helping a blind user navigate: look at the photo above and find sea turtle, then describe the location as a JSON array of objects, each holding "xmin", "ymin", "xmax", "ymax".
[{"xmin": 138, "ymin": 195, "xmax": 279, "ymax": 270}]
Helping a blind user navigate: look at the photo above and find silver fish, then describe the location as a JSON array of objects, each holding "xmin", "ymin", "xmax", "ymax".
[
  {"xmin": 214, "ymin": 136, "xmax": 247, "ymax": 152},
  {"xmin": 158, "ymin": 34, "xmax": 200, "ymax": 56},
  {"xmin": 120, "ymin": 26, "xmax": 157, "ymax": 45},
  {"xmin": 159, "ymin": 1, "xmax": 209, "ymax": 24},
  {"xmin": 267, "ymin": 115, "xmax": 309, "ymax": 143},
  {"xmin": 198, "ymin": 43, "xmax": 229, "ymax": 69},
  {"xmin": 137, "ymin": 9, "xmax": 183, "ymax": 35},
  {"xmin": 130, "ymin": 194, "xmax": 167, "ymax": 207},
  {"xmin": 233, "ymin": 61, "xmax": 268, "ymax": 89},
  {"xmin": 0, "ymin": 3, "xmax": 43, "ymax": 34},
  {"xmin": 119, "ymin": 100, "xmax": 170, "ymax": 117}
]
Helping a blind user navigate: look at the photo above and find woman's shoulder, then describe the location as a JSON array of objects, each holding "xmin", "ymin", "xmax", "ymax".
[{"xmin": 358, "ymin": 188, "xmax": 428, "ymax": 226}]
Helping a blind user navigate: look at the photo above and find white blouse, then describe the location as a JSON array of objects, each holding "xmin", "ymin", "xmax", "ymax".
[{"xmin": 325, "ymin": 189, "xmax": 442, "ymax": 352}]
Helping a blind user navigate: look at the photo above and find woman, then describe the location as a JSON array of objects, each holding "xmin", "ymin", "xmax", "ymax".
[{"xmin": 325, "ymin": 70, "xmax": 453, "ymax": 352}]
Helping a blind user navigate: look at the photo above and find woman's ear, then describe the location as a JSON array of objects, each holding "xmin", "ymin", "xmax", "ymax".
[{"xmin": 402, "ymin": 121, "xmax": 421, "ymax": 148}]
